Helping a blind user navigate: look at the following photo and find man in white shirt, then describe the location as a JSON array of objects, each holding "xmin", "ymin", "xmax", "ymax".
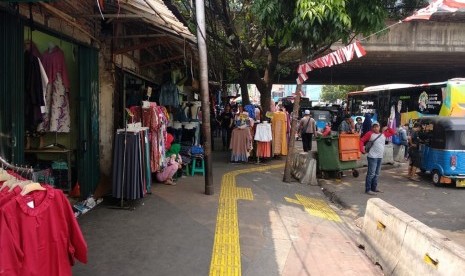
[{"xmin": 360, "ymin": 121, "xmax": 396, "ymax": 195}]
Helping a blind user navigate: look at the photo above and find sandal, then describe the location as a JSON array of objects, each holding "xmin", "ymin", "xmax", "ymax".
[{"xmin": 164, "ymin": 180, "xmax": 176, "ymax": 186}]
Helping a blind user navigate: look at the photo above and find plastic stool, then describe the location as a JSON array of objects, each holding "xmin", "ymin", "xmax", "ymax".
[{"xmin": 191, "ymin": 156, "xmax": 205, "ymax": 176}]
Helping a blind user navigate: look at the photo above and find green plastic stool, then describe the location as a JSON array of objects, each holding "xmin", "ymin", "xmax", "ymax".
[{"xmin": 191, "ymin": 156, "xmax": 205, "ymax": 176}]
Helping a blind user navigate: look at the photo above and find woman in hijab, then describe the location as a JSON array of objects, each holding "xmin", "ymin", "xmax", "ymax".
[{"xmin": 361, "ymin": 113, "xmax": 372, "ymax": 137}]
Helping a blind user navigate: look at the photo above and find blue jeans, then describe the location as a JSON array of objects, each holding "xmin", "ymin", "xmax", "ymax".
[{"xmin": 366, "ymin": 157, "xmax": 382, "ymax": 192}]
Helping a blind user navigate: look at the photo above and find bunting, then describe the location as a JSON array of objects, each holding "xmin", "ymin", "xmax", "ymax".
[
  {"xmin": 404, "ymin": 0, "xmax": 465, "ymax": 21},
  {"xmin": 296, "ymin": 41, "xmax": 366, "ymax": 84}
]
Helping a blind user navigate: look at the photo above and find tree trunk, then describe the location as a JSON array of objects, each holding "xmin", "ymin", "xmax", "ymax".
[
  {"xmin": 252, "ymin": 46, "xmax": 280, "ymax": 119},
  {"xmin": 283, "ymin": 43, "xmax": 309, "ymax": 182},
  {"xmin": 239, "ymin": 71, "xmax": 251, "ymax": 106}
]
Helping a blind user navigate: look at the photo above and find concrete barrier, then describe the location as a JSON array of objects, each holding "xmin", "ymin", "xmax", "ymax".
[
  {"xmin": 291, "ymin": 151, "xmax": 318, "ymax": 185},
  {"xmin": 393, "ymin": 144, "xmax": 407, "ymax": 163},
  {"xmin": 359, "ymin": 198, "xmax": 465, "ymax": 275}
]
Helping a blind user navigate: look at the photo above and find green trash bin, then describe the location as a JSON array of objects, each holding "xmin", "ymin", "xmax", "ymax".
[{"xmin": 316, "ymin": 135, "xmax": 358, "ymax": 177}]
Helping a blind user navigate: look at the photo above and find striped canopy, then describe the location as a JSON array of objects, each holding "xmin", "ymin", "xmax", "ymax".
[{"xmin": 404, "ymin": 0, "xmax": 465, "ymax": 21}]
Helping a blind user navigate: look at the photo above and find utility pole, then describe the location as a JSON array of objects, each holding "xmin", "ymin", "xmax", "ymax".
[{"xmin": 196, "ymin": 0, "xmax": 213, "ymax": 195}]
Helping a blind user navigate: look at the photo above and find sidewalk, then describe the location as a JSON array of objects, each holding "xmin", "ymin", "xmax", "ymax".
[{"xmin": 72, "ymin": 149, "xmax": 381, "ymax": 276}]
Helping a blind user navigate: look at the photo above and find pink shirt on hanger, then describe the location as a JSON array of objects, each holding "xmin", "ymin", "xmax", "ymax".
[{"xmin": 41, "ymin": 46, "xmax": 70, "ymax": 90}]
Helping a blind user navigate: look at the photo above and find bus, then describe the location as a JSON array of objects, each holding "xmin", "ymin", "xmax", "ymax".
[{"xmin": 346, "ymin": 78, "xmax": 465, "ymax": 129}]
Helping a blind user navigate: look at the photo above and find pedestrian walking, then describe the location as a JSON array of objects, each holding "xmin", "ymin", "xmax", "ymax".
[
  {"xmin": 218, "ymin": 105, "xmax": 234, "ymax": 150},
  {"xmin": 399, "ymin": 124, "xmax": 409, "ymax": 160},
  {"xmin": 298, "ymin": 110, "xmax": 317, "ymax": 152},
  {"xmin": 361, "ymin": 113, "xmax": 372, "ymax": 137},
  {"xmin": 407, "ymin": 123, "xmax": 422, "ymax": 181},
  {"xmin": 360, "ymin": 121, "xmax": 396, "ymax": 195}
]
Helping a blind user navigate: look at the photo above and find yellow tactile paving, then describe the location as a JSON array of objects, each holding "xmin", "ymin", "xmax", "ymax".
[
  {"xmin": 285, "ymin": 194, "xmax": 342, "ymax": 222},
  {"xmin": 209, "ymin": 163, "xmax": 284, "ymax": 276}
]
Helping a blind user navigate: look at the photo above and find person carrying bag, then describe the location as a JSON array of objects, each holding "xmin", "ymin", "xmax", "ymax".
[
  {"xmin": 299, "ymin": 110, "xmax": 317, "ymax": 152},
  {"xmin": 359, "ymin": 121, "xmax": 396, "ymax": 195}
]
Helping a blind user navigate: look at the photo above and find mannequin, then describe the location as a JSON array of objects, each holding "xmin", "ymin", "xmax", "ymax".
[{"xmin": 190, "ymin": 101, "xmax": 201, "ymax": 121}]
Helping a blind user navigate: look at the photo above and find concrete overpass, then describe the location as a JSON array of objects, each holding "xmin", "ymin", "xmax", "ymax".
[{"xmin": 274, "ymin": 20, "xmax": 465, "ymax": 85}]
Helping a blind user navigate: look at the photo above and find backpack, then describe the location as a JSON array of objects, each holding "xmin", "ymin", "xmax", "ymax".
[
  {"xmin": 392, "ymin": 134, "xmax": 401, "ymax": 145},
  {"xmin": 191, "ymin": 145, "xmax": 204, "ymax": 155}
]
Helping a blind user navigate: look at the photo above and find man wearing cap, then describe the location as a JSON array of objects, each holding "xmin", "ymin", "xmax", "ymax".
[
  {"xmin": 359, "ymin": 120, "xmax": 396, "ymax": 195},
  {"xmin": 299, "ymin": 110, "xmax": 317, "ymax": 152}
]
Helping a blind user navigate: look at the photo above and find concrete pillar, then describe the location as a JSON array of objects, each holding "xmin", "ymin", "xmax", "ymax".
[{"xmin": 98, "ymin": 41, "xmax": 115, "ymax": 177}]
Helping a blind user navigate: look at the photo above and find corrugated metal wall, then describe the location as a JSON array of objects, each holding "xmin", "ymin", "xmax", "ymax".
[{"xmin": 0, "ymin": 12, "xmax": 24, "ymax": 164}]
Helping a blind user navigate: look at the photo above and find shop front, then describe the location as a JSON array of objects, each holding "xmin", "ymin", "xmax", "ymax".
[{"xmin": 0, "ymin": 4, "xmax": 99, "ymax": 198}]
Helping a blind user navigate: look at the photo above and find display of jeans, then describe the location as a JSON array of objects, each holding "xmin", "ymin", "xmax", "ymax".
[
  {"xmin": 183, "ymin": 121, "xmax": 200, "ymax": 145},
  {"xmin": 159, "ymin": 82, "xmax": 180, "ymax": 107},
  {"xmin": 167, "ymin": 127, "xmax": 182, "ymax": 143},
  {"xmin": 365, "ymin": 157, "xmax": 382, "ymax": 193},
  {"xmin": 181, "ymin": 127, "xmax": 196, "ymax": 145},
  {"xmin": 176, "ymin": 106, "xmax": 188, "ymax": 122}
]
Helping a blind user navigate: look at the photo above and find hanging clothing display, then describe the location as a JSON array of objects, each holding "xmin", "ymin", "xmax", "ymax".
[
  {"xmin": 112, "ymin": 129, "xmax": 151, "ymax": 199},
  {"xmin": 125, "ymin": 104, "xmax": 170, "ymax": 174},
  {"xmin": 271, "ymin": 111, "xmax": 288, "ymax": 156},
  {"xmin": 254, "ymin": 123, "xmax": 273, "ymax": 158},
  {"xmin": 230, "ymin": 128, "xmax": 253, "ymax": 162},
  {"xmin": 155, "ymin": 105, "xmax": 169, "ymax": 170},
  {"xmin": 24, "ymin": 50, "xmax": 46, "ymax": 136},
  {"xmin": 0, "ymin": 170, "xmax": 87, "ymax": 275},
  {"xmin": 38, "ymin": 45, "xmax": 71, "ymax": 133},
  {"xmin": 140, "ymin": 103, "xmax": 169, "ymax": 172},
  {"xmin": 159, "ymin": 82, "xmax": 180, "ymax": 107}
]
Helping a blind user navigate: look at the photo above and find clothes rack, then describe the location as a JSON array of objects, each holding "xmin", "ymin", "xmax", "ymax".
[
  {"xmin": 0, "ymin": 155, "xmax": 33, "ymax": 175},
  {"xmin": 111, "ymin": 123, "xmax": 150, "ymax": 209}
]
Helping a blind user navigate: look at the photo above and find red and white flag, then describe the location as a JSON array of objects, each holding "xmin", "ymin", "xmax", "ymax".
[
  {"xmin": 296, "ymin": 41, "xmax": 366, "ymax": 84},
  {"xmin": 404, "ymin": 0, "xmax": 465, "ymax": 21}
]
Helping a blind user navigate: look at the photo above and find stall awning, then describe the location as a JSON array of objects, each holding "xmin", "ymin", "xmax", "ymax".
[
  {"xmin": 404, "ymin": 0, "xmax": 465, "ymax": 21},
  {"xmin": 3, "ymin": 0, "xmax": 58, "ymax": 2},
  {"xmin": 117, "ymin": 0, "xmax": 196, "ymax": 43}
]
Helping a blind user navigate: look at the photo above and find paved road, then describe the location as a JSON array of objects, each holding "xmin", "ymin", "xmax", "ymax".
[{"xmin": 320, "ymin": 162, "xmax": 465, "ymax": 248}]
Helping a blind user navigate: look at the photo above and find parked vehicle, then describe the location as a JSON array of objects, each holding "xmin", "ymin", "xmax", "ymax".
[
  {"xmin": 346, "ymin": 78, "xmax": 465, "ymax": 128},
  {"xmin": 416, "ymin": 116, "xmax": 465, "ymax": 187}
]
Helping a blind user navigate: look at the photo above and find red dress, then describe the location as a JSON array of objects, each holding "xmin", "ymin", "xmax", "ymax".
[{"xmin": 0, "ymin": 185, "xmax": 87, "ymax": 275}]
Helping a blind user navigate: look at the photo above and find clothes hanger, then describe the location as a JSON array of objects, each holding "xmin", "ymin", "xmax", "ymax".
[
  {"xmin": 9, "ymin": 180, "xmax": 31, "ymax": 192},
  {"xmin": 20, "ymin": 182, "xmax": 46, "ymax": 196},
  {"xmin": 0, "ymin": 177, "xmax": 18, "ymax": 192},
  {"xmin": 0, "ymin": 172, "xmax": 12, "ymax": 181}
]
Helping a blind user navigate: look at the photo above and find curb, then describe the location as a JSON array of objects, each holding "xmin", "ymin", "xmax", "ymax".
[{"xmin": 319, "ymin": 163, "xmax": 403, "ymax": 217}]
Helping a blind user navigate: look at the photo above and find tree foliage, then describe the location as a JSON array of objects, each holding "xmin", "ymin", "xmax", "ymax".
[
  {"xmin": 170, "ymin": 0, "xmax": 409, "ymax": 113},
  {"xmin": 320, "ymin": 85, "xmax": 365, "ymax": 102}
]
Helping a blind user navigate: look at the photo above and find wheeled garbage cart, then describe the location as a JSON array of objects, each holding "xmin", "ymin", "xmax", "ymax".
[{"xmin": 316, "ymin": 134, "xmax": 360, "ymax": 179}]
